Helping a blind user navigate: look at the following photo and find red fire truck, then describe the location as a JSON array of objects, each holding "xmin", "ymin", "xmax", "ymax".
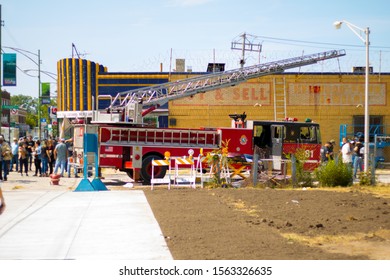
[
  {"xmin": 73, "ymin": 114, "xmax": 321, "ymax": 183},
  {"xmin": 72, "ymin": 50, "xmax": 344, "ymax": 184}
]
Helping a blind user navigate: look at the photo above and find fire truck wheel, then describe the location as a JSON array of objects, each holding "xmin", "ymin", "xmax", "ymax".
[{"xmin": 141, "ymin": 155, "xmax": 167, "ymax": 185}]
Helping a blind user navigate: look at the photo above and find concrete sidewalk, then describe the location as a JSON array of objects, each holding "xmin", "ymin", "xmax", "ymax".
[{"xmin": 0, "ymin": 171, "xmax": 172, "ymax": 260}]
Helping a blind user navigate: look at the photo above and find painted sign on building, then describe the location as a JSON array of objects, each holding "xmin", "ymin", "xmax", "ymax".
[
  {"xmin": 172, "ymin": 82, "xmax": 271, "ymax": 106},
  {"xmin": 288, "ymin": 82, "xmax": 386, "ymax": 106}
]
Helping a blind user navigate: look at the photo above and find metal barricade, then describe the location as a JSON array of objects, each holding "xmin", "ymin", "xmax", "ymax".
[{"xmin": 151, "ymin": 159, "xmax": 171, "ymax": 190}]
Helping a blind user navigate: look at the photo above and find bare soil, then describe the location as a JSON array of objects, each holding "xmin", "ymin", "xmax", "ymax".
[{"xmin": 143, "ymin": 187, "xmax": 390, "ymax": 260}]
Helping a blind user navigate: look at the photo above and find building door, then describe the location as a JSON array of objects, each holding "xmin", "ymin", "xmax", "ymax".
[{"xmin": 271, "ymin": 125, "xmax": 284, "ymax": 170}]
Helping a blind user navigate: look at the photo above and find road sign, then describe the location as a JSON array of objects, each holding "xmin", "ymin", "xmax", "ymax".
[
  {"xmin": 2, "ymin": 105, "xmax": 19, "ymax": 110},
  {"xmin": 11, "ymin": 109, "xmax": 18, "ymax": 114},
  {"xmin": 49, "ymin": 106, "xmax": 57, "ymax": 118}
]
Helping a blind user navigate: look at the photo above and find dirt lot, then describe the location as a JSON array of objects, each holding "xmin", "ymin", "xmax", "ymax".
[{"xmin": 143, "ymin": 186, "xmax": 390, "ymax": 260}]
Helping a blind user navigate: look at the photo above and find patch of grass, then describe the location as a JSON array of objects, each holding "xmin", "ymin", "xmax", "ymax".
[
  {"xmin": 282, "ymin": 229, "xmax": 390, "ymax": 246},
  {"xmin": 222, "ymin": 197, "xmax": 260, "ymax": 217},
  {"xmin": 356, "ymin": 185, "xmax": 390, "ymax": 198}
]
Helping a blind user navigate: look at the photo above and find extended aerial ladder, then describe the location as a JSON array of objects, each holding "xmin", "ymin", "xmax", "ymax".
[{"xmin": 93, "ymin": 49, "xmax": 346, "ymax": 123}]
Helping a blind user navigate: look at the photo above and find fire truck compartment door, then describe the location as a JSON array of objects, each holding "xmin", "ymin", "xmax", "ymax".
[
  {"xmin": 132, "ymin": 146, "xmax": 143, "ymax": 168},
  {"xmin": 271, "ymin": 125, "xmax": 284, "ymax": 170}
]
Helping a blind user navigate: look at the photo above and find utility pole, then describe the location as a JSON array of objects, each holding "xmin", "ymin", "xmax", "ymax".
[
  {"xmin": 38, "ymin": 49, "xmax": 41, "ymax": 139},
  {"xmin": 231, "ymin": 32, "xmax": 262, "ymax": 69},
  {"xmin": 241, "ymin": 33, "xmax": 246, "ymax": 69}
]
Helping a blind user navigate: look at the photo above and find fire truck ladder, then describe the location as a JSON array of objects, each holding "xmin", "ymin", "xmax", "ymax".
[
  {"xmin": 97, "ymin": 49, "xmax": 346, "ymax": 123},
  {"xmin": 99, "ymin": 126, "xmax": 220, "ymax": 148},
  {"xmin": 273, "ymin": 77, "xmax": 287, "ymax": 120}
]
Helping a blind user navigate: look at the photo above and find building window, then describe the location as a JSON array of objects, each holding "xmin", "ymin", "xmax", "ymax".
[{"xmin": 353, "ymin": 115, "xmax": 383, "ymax": 140}]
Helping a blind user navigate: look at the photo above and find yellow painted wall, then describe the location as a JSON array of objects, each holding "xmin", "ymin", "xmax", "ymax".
[{"xmin": 168, "ymin": 72, "xmax": 390, "ymax": 155}]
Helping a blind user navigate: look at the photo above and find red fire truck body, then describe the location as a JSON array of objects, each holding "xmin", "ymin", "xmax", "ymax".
[
  {"xmin": 88, "ymin": 124, "xmax": 254, "ymax": 183},
  {"xmin": 74, "ymin": 117, "xmax": 321, "ymax": 184}
]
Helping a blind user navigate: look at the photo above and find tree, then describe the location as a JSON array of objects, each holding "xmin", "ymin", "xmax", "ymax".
[{"xmin": 11, "ymin": 94, "xmax": 57, "ymax": 129}]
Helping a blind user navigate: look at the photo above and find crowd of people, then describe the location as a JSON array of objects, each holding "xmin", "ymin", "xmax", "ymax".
[
  {"xmin": 320, "ymin": 137, "xmax": 365, "ymax": 178},
  {"xmin": 0, "ymin": 135, "xmax": 78, "ymax": 181},
  {"xmin": 0, "ymin": 135, "xmax": 81, "ymax": 216}
]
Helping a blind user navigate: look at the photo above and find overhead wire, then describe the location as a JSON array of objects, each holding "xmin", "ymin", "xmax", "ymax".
[{"xmin": 250, "ymin": 35, "xmax": 390, "ymax": 50}]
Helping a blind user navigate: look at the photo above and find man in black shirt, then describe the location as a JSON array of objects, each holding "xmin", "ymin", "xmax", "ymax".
[
  {"xmin": 353, "ymin": 138, "xmax": 364, "ymax": 178},
  {"xmin": 328, "ymin": 139, "xmax": 336, "ymax": 160},
  {"xmin": 26, "ymin": 135, "xmax": 35, "ymax": 171}
]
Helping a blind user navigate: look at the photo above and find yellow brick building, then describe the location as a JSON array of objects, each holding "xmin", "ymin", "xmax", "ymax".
[{"xmin": 168, "ymin": 72, "xmax": 389, "ymax": 155}]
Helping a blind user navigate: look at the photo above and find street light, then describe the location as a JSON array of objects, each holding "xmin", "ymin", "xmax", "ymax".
[
  {"xmin": 334, "ymin": 20, "xmax": 370, "ymax": 172},
  {"xmin": 23, "ymin": 69, "xmax": 57, "ymax": 81}
]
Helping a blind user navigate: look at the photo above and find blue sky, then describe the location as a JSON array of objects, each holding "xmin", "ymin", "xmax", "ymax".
[{"xmin": 1, "ymin": 0, "xmax": 390, "ymax": 97}]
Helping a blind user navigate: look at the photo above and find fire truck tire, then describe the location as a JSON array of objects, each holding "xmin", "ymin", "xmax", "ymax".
[{"xmin": 141, "ymin": 155, "xmax": 167, "ymax": 185}]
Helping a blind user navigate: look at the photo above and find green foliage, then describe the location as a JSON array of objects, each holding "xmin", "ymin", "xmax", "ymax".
[
  {"xmin": 285, "ymin": 148, "xmax": 314, "ymax": 188},
  {"xmin": 205, "ymin": 139, "xmax": 232, "ymax": 188},
  {"xmin": 11, "ymin": 94, "xmax": 36, "ymax": 114},
  {"xmin": 11, "ymin": 94, "xmax": 57, "ymax": 129},
  {"xmin": 358, "ymin": 171, "xmax": 375, "ymax": 186},
  {"xmin": 295, "ymin": 149, "xmax": 314, "ymax": 187},
  {"xmin": 315, "ymin": 160, "xmax": 353, "ymax": 187}
]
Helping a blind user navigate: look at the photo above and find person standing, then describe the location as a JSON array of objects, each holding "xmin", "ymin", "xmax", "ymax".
[
  {"xmin": 26, "ymin": 135, "xmax": 35, "ymax": 172},
  {"xmin": 54, "ymin": 138, "xmax": 68, "ymax": 177},
  {"xmin": 328, "ymin": 139, "xmax": 336, "ymax": 160},
  {"xmin": 10, "ymin": 138, "xmax": 19, "ymax": 172},
  {"xmin": 341, "ymin": 137, "xmax": 353, "ymax": 167},
  {"xmin": 40, "ymin": 140, "xmax": 49, "ymax": 177},
  {"xmin": 320, "ymin": 142, "xmax": 332, "ymax": 163},
  {"xmin": 353, "ymin": 138, "xmax": 364, "ymax": 178},
  {"xmin": 33, "ymin": 141, "xmax": 42, "ymax": 177},
  {"xmin": 19, "ymin": 142, "xmax": 29, "ymax": 176},
  {"xmin": 1, "ymin": 137, "xmax": 12, "ymax": 181},
  {"xmin": 46, "ymin": 139, "xmax": 55, "ymax": 175}
]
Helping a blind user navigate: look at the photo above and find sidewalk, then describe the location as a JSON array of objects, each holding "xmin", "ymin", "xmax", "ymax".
[{"xmin": 0, "ymin": 169, "xmax": 172, "ymax": 260}]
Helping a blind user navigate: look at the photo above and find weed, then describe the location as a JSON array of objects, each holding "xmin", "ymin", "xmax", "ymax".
[{"xmin": 315, "ymin": 159, "xmax": 353, "ymax": 187}]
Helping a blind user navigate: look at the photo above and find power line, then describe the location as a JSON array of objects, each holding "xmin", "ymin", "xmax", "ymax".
[{"xmin": 252, "ymin": 35, "xmax": 390, "ymax": 50}]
